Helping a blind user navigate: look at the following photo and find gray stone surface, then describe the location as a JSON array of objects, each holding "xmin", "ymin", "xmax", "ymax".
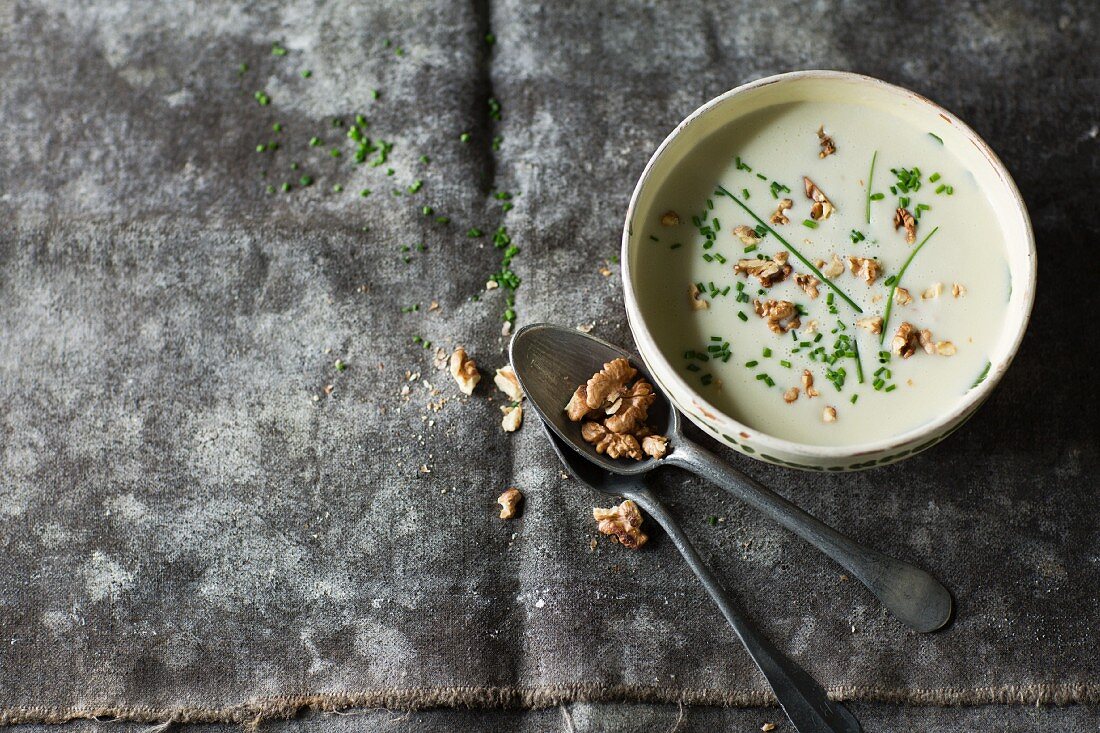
[{"xmin": 0, "ymin": 0, "xmax": 1097, "ymax": 731}]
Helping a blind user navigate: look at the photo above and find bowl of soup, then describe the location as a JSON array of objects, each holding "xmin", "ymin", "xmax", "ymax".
[{"xmin": 622, "ymin": 71, "xmax": 1036, "ymax": 471}]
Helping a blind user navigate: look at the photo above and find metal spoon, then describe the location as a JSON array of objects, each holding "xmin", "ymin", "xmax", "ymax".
[
  {"xmin": 541, "ymin": 422, "xmax": 862, "ymax": 733},
  {"xmin": 509, "ymin": 322, "xmax": 953, "ymax": 633}
]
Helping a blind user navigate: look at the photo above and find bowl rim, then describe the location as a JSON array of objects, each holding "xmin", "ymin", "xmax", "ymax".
[{"xmin": 620, "ymin": 69, "xmax": 1037, "ymax": 460}]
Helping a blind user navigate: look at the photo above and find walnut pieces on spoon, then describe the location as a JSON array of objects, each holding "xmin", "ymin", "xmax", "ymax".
[{"xmin": 565, "ymin": 357, "xmax": 669, "ymax": 460}]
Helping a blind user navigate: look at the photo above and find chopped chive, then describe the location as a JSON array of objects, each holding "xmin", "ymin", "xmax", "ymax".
[
  {"xmin": 359, "ymin": 188, "xmax": 371, "ymax": 197},
  {"xmin": 702, "ymin": 254, "xmax": 714, "ymax": 262},
  {"xmin": 742, "ymin": 188, "xmax": 750, "ymax": 200},
  {"xmin": 460, "ymin": 132, "xmax": 471, "ymax": 143},
  {"xmin": 670, "ymin": 243, "xmax": 682, "ymax": 250},
  {"xmin": 309, "ymin": 136, "xmax": 322, "ymax": 147},
  {"xmin": 850, "ymin": 394, "xmax": 859, "ymax": 404},
  {"xmin": 929, "ymin": 172, "xmax": 941, "ymax": 183},
  {"xmin": 686, "ymin": 363, "xmax": 700, "ymax": 372},
  {"xmin": 802, "ymin": 219, "xmax": 818, "ymax": 229},
  {"xmin": 272, "ymin": 122, "xmax": 283, "ymax": 132},
  {"xmin": 332, "ymin": 184, "xmax": 343, "ymax": 193},
  {"xmin": 928, "ymin": 132, "xmax": 943, "ymax": 144},
  {"xmin": 870, "ymin": 193, "xmax": 885, "ymax": 201},
  {"xmin": 271, "ymin": 43, "xmax": 287, "ymax": 56},
  {"xmin": 743, "ymin": 244, "xmax": 758, "ymax": 254},
  {"xmin": 935, "ymin": 183, "xmax": 946, "ymax": 194},
  {"xmin": 885, "ymin": 384, "xmax": 897, "ymax": 392},
  {"xmin": 408, "ymin": 179, "xmax": 423, "ymax": 194},
  {"xmin": 762, "ymin": 347, "xmax": 772, "ymax": 358},
  {"xmin": 780, "ymin": 360, "xmax": 791, "ymax": 368},
  {"xmin": 467, "ymin": 228, "xmax": 483, "ymax": 238},
  {"xmin": 301, "ymin": 69, "xmax": 312, "ymax": 78},
  {"xmin": 737, "ymin": 311, "xmax": 748, "ymax": 322}
]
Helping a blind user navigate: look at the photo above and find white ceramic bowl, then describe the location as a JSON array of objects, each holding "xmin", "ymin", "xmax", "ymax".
[{"xmin": 621, "ymin": 70, "xmax": 1036, "ymax": 471}]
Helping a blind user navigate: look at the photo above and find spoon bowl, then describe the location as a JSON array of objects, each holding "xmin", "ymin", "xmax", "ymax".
[{"xmin": 510, "ymin": 322, "xmax": 676, "ymax": 476}]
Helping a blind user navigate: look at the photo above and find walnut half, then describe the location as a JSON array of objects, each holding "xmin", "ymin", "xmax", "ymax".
[
  {"xmin": 582, "ymin": 421, "xmax": 643, "ymax": 460},
  {"xmin": 894, "ymin": 207, "xmax": 917, "ymax": 244},
  {"xmin": 593, "ymin": 500, "xmax": 648, "ymax": 549},
  {"xmin": 891, "ymin": 322, "xmax": 920, "ymax": 359}
]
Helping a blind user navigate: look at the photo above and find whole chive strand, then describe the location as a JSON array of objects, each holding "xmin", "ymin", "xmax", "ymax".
[
  {"xmin": 880, "ymin": 226, "xmax": 941, "ymax": 343},
  {"xmin": 716, "ymin": 185, "xmax": 863, "ymax": 314},
  {"xmin": 865, "ymin": 150, "xmax": 877, "ymax": 224}
]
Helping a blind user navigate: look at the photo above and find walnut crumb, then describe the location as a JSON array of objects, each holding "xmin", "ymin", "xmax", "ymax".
[
  {"xmin": 770, "ymin": 198, "xmax": 793, "ymax": 225},
  {"xmin": 894, "ymin": 207, "xmax": 917, "ymax": 244},
  {"xmin": 823, "ymin": 406, "xmax": 837, "ymax": 423},
  {"xmin": 449, "ymin": 347, "xmax": 480, "ymax": 395},
  {"xmin": 493, "ymin": 366, "xmax": 524, "ymax": 402},
  {"xmin": 733, "ymin": 225, "xmax": 761, "ymax": 245},
  {"xmin": 501, "ymin": 404, "xmax": 523, "ymax": 432},
  {"xmin": 660, "ymin": 210, "xmax": 680, "ymax": 227},
  {"xmin": 593, "ymin": 500, "xmax": 648, "ymax": 549},
  {"xmin": 936, "ymin": 341, "xmax": 957, "ymax": 356},
  {"xmin": 498, "ymin": 487, "xmax": 523, "ymax": 519},
  {"xmin": 689, "ymin": 283, "xmax": 709, "ymax": 310},
  {"xmin": 922, "ymin": 282, "xmax": 944, "ymax": 300},
  {"xmin": 802, "ymin": 370, "xmax": 819, "ymax": 398},
  {"xmin": 856, "ymin": 316, "xmax": 883, "ymax": 335},
  {"xmin": 783, "ymin": 387, "xmax": 800, "ymax": 403},
  {"xmin": 762, "ymin": 724, "xmax": 778, "ymax": 733},
  {"xmin": 753, "ymin": 298, "xmax": 801, "ymax": 333},
  {"xmin": 822, "ymin": 253, "xmax": 845, "ymax": 278},
  {"xmin": 891, "ymin": 322, "xmax": 920, "ymax": 359},
  {"xmin": 847, "ymin": 256, "xmax": 880, "ymax": 285},
  {"xmin": 803, "ymin": 177, "xmax": 835, "ymax": 220},
  {"xmin": 795, "ymin": 273, "xmax": 820, "ymax": 299},
  {"xmin": 952, "ymin": 282, "xmax": 967, "ymax": 298},
  {"xmin": 895, "ymin": 287, "xmax": 913, "ymax": 306},
  {"xmin": 801, "ymin": 319, "xmax": 819, "ymax": 335},
  {"xmin": 734, "ymin": 251, "xmax": 792, "ymax": 287},
  {"xmin": 817, "ymin": 125, "xmax": 836, "ymax": 158}
]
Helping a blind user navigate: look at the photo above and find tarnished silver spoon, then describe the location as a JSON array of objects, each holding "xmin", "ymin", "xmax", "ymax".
[
  {"xmin": 541, "ymin": 421, "xmax": 862, "ymax": 733},
  {"xmin": 509, "ymin": 322, "xmax": 953, "ymax": 634}
]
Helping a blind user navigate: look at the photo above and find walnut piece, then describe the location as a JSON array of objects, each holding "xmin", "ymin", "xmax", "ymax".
[
  {"xmin": 894, "ymin": 207, "xmax": 917, "ymax": 244},
  {"xmin": 803, "ymin": 177, "xmax": 835, "ymax": 220},
  {"xmin": 566, "ymin": 385, "xmax": 598, "ymax": 421},
  {"xmin": 642, "ymin": 434, "xmax": 669, "ymax": 460},
  {"xmin": 753, "ymin": 298, "xmax": 801, "ymax": 334},
  {"xmin": 660, "ymin": 210, "xmax": 680, "ymax": 227},
  {"xmin": 734, "ymin": 252, "xmax": 792, "ymax": 287},
  {"xmin": 822, "ymin": 253, "xmax": 845, "ymax": 278},
  {"xmin": 449, "ymin": 347, "xmax": 480, "ymax": 395},
  {"xmin": 733, "ymin": 225, "xmax": 761, "ymax": 245},
  {"xmin": 847, "ymin": 256, "xmax": 880, "ymax": 285},
  {"xmin": 891, "ymin": 322, "xmax": 920, "ymax": 359},
  {"xmin": 501, "ymin": 404, "xmax": 523, "ymax": 432},
  {"xmin": 936, "ymin": 341, "xmax": 957, "ymax": 356},
  {"xmin": 498, "ymin": 487, "xmax": 523, "ymax": 519},
  {"xmin": 855, "ymin": 316, "xmax": 883, "ymax": 335},
  {"xmin": 801, "ymin": 319, "xmax": 819, "ymax": 335},
  {"xmin": 783, "ymin": 387, "xmax": 800, "ymax": 403},
  {"xmin": 802, "ymin": 370, "xmax": 819, "ymax": 398},
  {"xmin": 794, "ymin": 273, "xmax": 820, "ymax": 299},
  {"xmin": 604, "ymin": 379, "xmax": 656, "ymax": 434},
  {"xmin": 823, "ymin": 406, "xmax": 837, "ymax": 423},
  {"xmin": 689, "ymin": 282, "xmax": 709, "ymax": 310},
  {"xmin": 817, "ymin": 125, "xmax": 836, "ymax": 158},
  {"xmin": 584, "ymin": 357, "xmax": 637, "ymax": 409},
  {"xmin": 493, "ymin": 365, "xmax": 524, "ymax": 402},
  {"xmin": 582, "ymin": 421, "xmax": 643, "ymax": 460},
  {"xmin": 922, "ymin": 282, "xmax": 944, "ymax": 300},
  {"xmin": 952, "ymin": 283, "xmax": 966, "ymax": 298},
  {"xmin": 895, "ymin": 287, "xmax": 913, "ymax": 306},
  {"xmin": 593, "ymin": 500, "xmax": 648, "ymax": 549},
  {"xmin": 770, "ymin": 198, "xmax": 793, "ymax": 225}
]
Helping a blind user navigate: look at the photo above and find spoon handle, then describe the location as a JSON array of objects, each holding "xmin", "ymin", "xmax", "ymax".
[
  {"xmin": 667, "ymin": 440, "xmax": 953, "ymax": 633},
  {"xmin": 625, "ymin": 486, "xmax": 861, "ymax": 733}
]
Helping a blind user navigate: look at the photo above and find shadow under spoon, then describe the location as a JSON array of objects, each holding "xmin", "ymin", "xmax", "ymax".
[
  {"xmin": 541, "ymin": 422, "xmax": 861, "ymax": 733},
  {"xmin": 509, "ymin": 322, "xmax": 953, "ymax": 634}
]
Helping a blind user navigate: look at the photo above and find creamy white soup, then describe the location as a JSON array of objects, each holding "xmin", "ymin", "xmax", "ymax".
[{"xmin": 634, "ymin": 100, "xmax": 1010, "ymax": 447}]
